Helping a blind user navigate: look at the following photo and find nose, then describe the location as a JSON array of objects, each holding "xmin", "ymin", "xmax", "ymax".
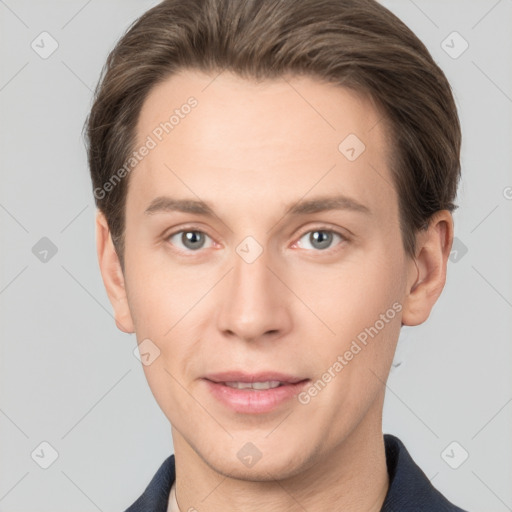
[{"xmin": 216, "ymin": 241, "xmax": 292, "ymax": 343}]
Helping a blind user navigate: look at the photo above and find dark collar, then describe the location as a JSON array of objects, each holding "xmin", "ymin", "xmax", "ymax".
[
  {"xmin": 380, "ymin": 434, "xmax": 467, "ymax": 511},
  {"xmin": 124, "ymin": 434, "xmax": 467, "ymax": 511}
]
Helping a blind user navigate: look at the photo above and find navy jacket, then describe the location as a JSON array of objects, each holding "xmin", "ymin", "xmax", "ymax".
[{"xmin": 124, "ymin": 434, "xmax": 468, "ymax": 511}]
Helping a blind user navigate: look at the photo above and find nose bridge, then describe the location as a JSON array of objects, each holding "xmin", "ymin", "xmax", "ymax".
[
  {"xmin": 216, "ymin": 235, "xmax": 289, "ymax": 340},
  {"xmin": 233, "ymin": 238, "xmax": 271, "ymax": 295}
]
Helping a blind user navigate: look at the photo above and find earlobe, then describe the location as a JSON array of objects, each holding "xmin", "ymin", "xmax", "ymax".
[
  {"xmin": 401, "ymin": 211, "xmax": 454, "ymax": 327},
  {"xmin": 95, "ymin": 210, "xmax": 135, "ymax": 334}
]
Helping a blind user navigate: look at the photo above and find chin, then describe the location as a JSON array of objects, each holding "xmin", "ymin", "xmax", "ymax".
[
  {"xmin": 211, "ymin": 458, "xmax": 302, "ymax": 482},
  {"xmin": 200, "ymin": 441, "xmax": 316, "ymax": 483}
]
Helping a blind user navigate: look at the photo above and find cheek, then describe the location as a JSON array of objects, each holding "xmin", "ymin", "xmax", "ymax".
[
  {"xmin": 298, "ymin": 250, "xmax": 405, "ymax": 345},
  {"xmin": 301, "ymin": 255, "xmax": 404, "ymax": 427},
  {"xmin": 123, "ymin": 242, "xmax": 212, "ymax": 334},
  {"xmin": 297, "ymin": 246, "xmax": 407, "ymax": 410},
  {"xmin": 123, "ymin": 247, "xmax": 216, "ymax": 404},
  {"xmin": 125, "ymin": 258, "xmax": 207, "ymax": 419}
]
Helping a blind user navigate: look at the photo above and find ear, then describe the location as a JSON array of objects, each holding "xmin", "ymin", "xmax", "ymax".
[
  {"xmin": 95, "ymin": 210, "xmax": 135, "ymax": 333},
  {"xmin": 401, "ymin": 210, "xmax": 454, "ymax": 326}
]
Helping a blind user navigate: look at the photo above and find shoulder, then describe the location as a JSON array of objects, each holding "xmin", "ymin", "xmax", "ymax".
[
  {"xmin": 382, "ymin": 434, "xmax": 469, "ymax": 512},
  {"xmin": 123, "ymin": 454, "xmax": 176, "ymax": 512}
]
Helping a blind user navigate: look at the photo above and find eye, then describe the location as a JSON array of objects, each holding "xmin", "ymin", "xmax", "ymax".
[
  {"xmin": 295, "ymin": 228, "xmax": 346, "ymax": 251},
  {"xmin": 166, "ymin": 229, "xmax": 214, "ymax": 252}
]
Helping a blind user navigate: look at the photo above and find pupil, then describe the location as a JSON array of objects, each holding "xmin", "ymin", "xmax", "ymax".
[
  {"xmin": 183, "ymin": 231, "xmax": 204, "ymax": 249},
  {"xmin": 311, "ymin": 231, "xmax": 331, "ymax": 250}
]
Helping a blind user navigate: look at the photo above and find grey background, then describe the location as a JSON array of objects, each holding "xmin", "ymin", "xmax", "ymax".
[{"xmin": 0, "ymin": 0, "xmax": 511, "ymax": 510}]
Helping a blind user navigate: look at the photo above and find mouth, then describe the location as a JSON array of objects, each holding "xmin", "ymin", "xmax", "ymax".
[
  {"xmin": 222, "ymin": 380, "xmax": 286, "ymax": 390},
  {"xmin": 202, "ymin": 371, "xmax": 310, "ymax": 414}
]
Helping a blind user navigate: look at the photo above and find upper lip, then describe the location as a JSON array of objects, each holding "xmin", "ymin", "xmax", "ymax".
[{"xmin": 204, "ymin": 371, "xmax": 308, "ymax": 384}]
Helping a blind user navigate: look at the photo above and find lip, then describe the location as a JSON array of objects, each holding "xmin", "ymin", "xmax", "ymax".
[
  {"xmin": 204, "ymin": 371, "xmax": 307, "ymax": 384},
  {"xmin": 203, "ymin": 371, "xmax": 310, "ymax": 414}
]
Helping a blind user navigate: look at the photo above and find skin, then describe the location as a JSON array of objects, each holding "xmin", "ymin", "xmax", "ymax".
[{"xmin": 96, "ymin": 70, "xmax": 453, "ymax": 511}]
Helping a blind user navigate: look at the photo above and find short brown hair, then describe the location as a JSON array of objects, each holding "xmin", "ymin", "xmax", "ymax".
[{"xmin": 84, "ymin": 0, "xmax": 461, "ymax": 268}]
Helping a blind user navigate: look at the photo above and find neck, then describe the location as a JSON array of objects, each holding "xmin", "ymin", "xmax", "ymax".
[{"xmin": 171, "ymin": 410, "xmax": 389, "ymax": 512}]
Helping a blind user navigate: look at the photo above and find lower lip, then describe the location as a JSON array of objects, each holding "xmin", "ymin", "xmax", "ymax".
[{"xmin": 203, "ymin": 379, "xmax": 310, "ymax": 414}]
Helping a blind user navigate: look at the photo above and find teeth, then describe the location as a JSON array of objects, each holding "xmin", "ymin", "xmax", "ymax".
[{"xmin": 224, "ymin": 381, "xmax": 282, "ymax": 390}]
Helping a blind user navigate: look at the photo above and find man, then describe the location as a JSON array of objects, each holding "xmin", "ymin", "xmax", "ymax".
[{"xmin": 85, "ymin": 0, "xmax": 468, "ymax": 510}]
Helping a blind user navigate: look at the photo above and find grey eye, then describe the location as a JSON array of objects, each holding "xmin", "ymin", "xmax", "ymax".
[
  {"xmin": 168, "ymin": 230, "xmax": 213, "ymax": 251},
  {"xmin": 297, "ymin": 230, "xmax": 343, "ymax": 251}
]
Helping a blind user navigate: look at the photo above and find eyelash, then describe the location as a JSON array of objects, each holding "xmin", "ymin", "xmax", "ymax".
[{"xmin": 164, "ymin": 225, "xmax": 348, "ymax": 255}]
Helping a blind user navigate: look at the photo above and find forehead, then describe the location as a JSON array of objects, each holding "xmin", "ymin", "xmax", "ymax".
[
  {"xmin": 129, "ymin": 69, "xmax": 394, "ymax": 218},
  {"xmin": 137, "ymin": 69, "xmax": 388, "ymax": 151}
]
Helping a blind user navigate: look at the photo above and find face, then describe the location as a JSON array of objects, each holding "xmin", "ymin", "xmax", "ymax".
[{"xmin": 100, "ymin": 69, "xmax": 427, "ymax": 480}]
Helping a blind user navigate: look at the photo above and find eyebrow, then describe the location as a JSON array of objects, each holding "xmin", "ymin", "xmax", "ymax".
[{"xmin": 144, "ymin": 194, "xmax": 371, "ymax": 217}]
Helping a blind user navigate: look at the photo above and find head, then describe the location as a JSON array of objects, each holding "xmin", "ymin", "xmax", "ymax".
[{"xmin": 86, "ymin": 0, "xmax": 460, "ymax": 480}]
